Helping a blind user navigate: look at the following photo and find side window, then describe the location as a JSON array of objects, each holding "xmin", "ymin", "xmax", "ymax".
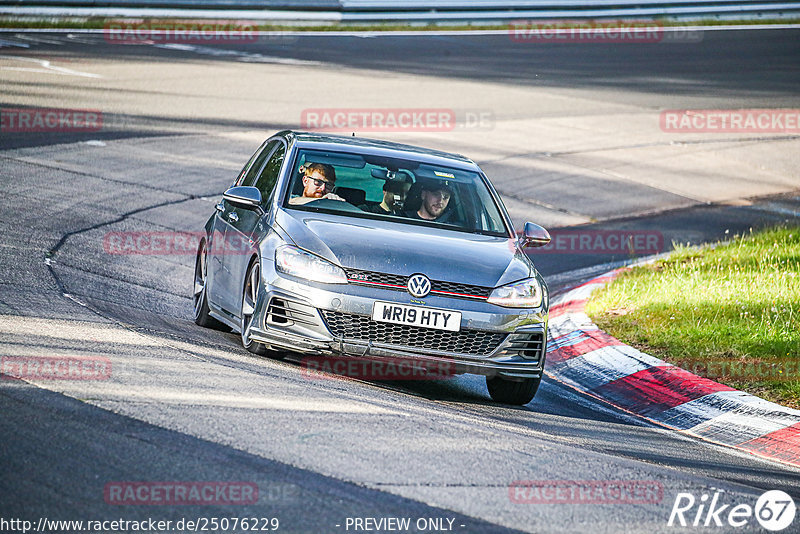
[
  {"xmin": 241, "ymin": 140, "xmax": 279, "ymax": 187},
  {"xmin": 253, "ymin": 142, "xmax": 286, "ymax": 203},
  {"xmin": 235, "ymin": 140, "xmax": 267, "ymax": 186}
]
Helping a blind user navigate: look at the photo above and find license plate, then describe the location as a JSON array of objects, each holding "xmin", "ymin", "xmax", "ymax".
[{"xmin": 371, "ymin": 302, "xmax": 461, "ymax": 332}]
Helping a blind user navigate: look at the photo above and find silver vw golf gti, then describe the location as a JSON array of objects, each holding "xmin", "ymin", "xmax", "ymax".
[{"xmin": 193, "ymin": 130, "xmax": 551, "ymax": 404}]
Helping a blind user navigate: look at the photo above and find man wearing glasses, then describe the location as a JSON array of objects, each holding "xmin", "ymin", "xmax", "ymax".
[{"xmin": 288, "ymin": 163, "xmax": 345, "ymax": 205}]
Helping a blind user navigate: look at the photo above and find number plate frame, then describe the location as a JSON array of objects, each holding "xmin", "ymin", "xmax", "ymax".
[{"xmin": 371, "ymin": 302, "xmax": 462, "ymax": 332}]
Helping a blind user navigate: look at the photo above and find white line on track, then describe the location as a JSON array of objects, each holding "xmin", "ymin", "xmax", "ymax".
[
  {"xmin": 95, "ymin": 389, "xmax": 400, "ymax": 413},
  {"xmin": 12, "ymin": 33, "xmax": 65, "ymax": 45},
  {"xmin": 153, "ymin": 43, "xmax": 321, "ymax": 66},
  {"xmin": 0, "ymin": 38, "xmax": 28, "ymax": 48},
  {"xmin": 0, "ymin": 55, "xmax": 103, "ymax": 78}
]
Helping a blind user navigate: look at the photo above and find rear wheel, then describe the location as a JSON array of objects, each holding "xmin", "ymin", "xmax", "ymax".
[
  {"xmin": 193, "ymin": 239, "xmax": 225, "ymax": 330},
  {"xmin": 486, "ymin": 375, "xmax": 541, "ymax": 405},
  {"xmin": 241, "ymin": 259, "xmax": 268, "ymax": 355}
]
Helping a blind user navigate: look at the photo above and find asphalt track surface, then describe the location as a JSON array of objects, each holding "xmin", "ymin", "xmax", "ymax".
[{"xmin": 1, "ymin": 28, "xmax": 800, "ymax": 534}]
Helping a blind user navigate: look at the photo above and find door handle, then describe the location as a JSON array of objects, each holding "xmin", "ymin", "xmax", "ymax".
[{"xmin": 227, "ymin": 211, "xmax": 239, "ymax": 223}]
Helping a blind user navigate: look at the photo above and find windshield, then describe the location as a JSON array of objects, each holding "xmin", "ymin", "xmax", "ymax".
[{"xmin": 283, "ymin": 148, "xmax": 510, "ymax": 237}]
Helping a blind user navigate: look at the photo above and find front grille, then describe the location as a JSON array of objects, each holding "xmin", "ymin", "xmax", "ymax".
[
  {"xmin": 321, "ymin": 310, "xmax": 507, "ymax": 356},
  {"xmin": 433, "ymin": 280, "xmax": 491, "ymax": 298},
  {"xmin": 346, "ymin": 269, "xmax": 406, "ymax": 288},
  {"xmin": 345, "ymin": 269, "xmax": 492, "ymax": 300}
]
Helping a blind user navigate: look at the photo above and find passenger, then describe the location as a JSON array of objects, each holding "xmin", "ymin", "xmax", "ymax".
[
  {"xmin": 406, "ymin": 180, "xmax": 453, "ymax": 221},
  {"xmin": 288, "ymin": 163, "xmax": 344, "ymax": 205},
  {"xmin": 359, "ymin": 178, "xmax": 412, "ymax": 215}
]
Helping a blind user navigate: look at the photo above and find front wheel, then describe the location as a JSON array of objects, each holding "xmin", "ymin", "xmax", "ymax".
[
  {"xmin": 486, "ymin": 375, "xmax": 541, "ymax": 405},
  {"xmin": 193, "ymin": 239, "xmax": 225, "ymax": 330},
  {"xmin": 241, "ymin": 259, "xmax": 268, "ymax": 355}
]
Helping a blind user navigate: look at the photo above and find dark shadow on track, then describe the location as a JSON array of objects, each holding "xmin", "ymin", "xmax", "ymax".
[
  {"xmin": 86, "ymin": 31, "xmax": 800, "ymax": 102},
  {"xmin": 0, "ymin": 378, "xmax": 524, "ymax": 533},
  {"xmin": 0, "ymin": 105, "xmax": 291, "ymax": 150}
]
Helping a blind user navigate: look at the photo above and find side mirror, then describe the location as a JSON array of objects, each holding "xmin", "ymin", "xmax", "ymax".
[
  {"xmin": 520, "ymin": 222, "xmax": 551, "ymax": 248},
  {"xmin": 223, "ymin": 186, "xmax": 263, "ymax": 213}
]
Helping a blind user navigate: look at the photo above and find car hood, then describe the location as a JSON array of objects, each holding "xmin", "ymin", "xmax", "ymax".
[{"xmin": 275, "ymin": 209, "xmax": 532, "ymax": 288}]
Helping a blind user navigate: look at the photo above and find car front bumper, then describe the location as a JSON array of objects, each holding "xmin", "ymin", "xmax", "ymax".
[{"xmin": 248, "ymin": 268, "xmax": 548, "ymax": 380}]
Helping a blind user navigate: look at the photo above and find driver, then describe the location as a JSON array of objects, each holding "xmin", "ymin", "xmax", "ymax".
[
  {"xmin": 406, "ymin": 180, "xmax": 453, "ymax": 221},
  {"xmin": 288, "ymin": 163, "xmax": 344, "ymax": 205}
]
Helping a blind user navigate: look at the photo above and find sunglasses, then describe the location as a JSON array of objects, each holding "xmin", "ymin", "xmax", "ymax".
[{"xmin": 307, "ymin": 176, "xmax": 334, "ymax": 191}]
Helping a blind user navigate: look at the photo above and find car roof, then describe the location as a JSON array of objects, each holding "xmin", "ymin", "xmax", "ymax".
[{"xmin": 280, "ymin": 130, "xmax": 480, "ymax": 172}]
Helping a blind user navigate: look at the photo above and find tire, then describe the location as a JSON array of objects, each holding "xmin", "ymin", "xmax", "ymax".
[
  {"xmin": 486, "ymin": 375, "xmax": 541, "ymax": 405},
  {"xmin": 193, "ymin": 239, "xmax": 226, "ymax": 330},
  {"xmin": 241, "ymin": 259, "xmax": 268, "ymax": 355}
]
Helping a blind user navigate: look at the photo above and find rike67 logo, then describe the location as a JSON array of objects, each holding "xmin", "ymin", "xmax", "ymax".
[{"xmin": 668, "ymin": 490, "xmax": 795, "ymax": 531}]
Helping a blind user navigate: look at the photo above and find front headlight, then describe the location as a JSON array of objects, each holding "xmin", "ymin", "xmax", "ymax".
[
  {"xmin": 487, "ymin": 277, "xmax": 543, "ymax": 308},
  {"xmin": 274, "ymin": 246, "xmax": 347, "ymax": 284}
]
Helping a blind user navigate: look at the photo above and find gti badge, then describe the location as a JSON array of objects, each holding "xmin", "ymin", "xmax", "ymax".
[{"xmin": 407, "ymin": 274, "xmax": 431, "ymax": 298}]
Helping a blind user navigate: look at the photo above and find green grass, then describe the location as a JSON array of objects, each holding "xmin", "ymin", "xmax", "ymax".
[
  {"xmin": 1, "ymin": 17, "xmax": 799, "ymax": 31},
  {"xmin": 585, "ymin": 226, "xmax": 800, "ymax": 408}
]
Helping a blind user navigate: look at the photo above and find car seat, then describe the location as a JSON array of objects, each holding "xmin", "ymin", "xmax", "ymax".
[{"xmin": 333, "ymin": 186, "xmax": 366, "ymax": 206}]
